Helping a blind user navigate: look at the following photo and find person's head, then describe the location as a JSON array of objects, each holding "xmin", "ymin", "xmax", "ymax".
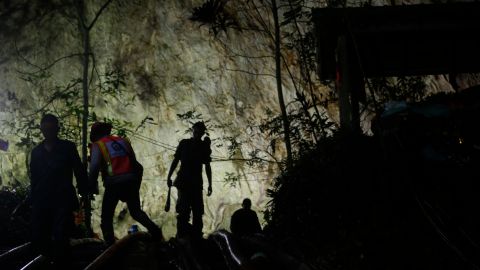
[
  {"xmin": 40, "ymin": 114, "xmax": 60, "ymax": 141},
  {"xmin": 192, "ymin": 121, "xmax": 207, "ymax": 140},
  {"xmin": 242, "ymin": 198, "xmax": 252, "ymax": 209},
  {"xmin": 90, "ymin": 122, "xmax": 112, "ymax": 142}
]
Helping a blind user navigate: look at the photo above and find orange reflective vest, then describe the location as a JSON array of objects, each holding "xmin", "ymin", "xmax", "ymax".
[{"xmin": 95, "ymin": 136, "xmax": 134, "ymax": 177}]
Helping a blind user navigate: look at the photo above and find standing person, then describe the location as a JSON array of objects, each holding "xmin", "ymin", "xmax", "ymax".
[
  {"xmin": 230, "ymin": 198, "xmax": 262, "ymax": 237},
  {"xmin": 88, "ymin": 122, "xmax": 162, "ymax": 245},
  {"xmin": 167, "ymin": 121, "xmax": 213, "ymax": 239},
  {"xmin": 29, "ymin": 114, "xmax": 88, "ymax": 268}
]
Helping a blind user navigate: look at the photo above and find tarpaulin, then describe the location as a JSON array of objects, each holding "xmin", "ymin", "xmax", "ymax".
[{"xmin": 0, "ymin": 139, "xmax": 9, "ymax": 151}]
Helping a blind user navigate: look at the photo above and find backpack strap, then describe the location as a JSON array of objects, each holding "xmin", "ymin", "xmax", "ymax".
[{"xmin": 96, "ymin": 140, "xmax": 114, "ymax": 176}]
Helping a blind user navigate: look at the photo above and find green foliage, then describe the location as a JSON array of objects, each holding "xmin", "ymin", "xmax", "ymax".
[
  {"xmin": 280, "ymin": 0, "xmax": 339, "ymax": 144},
  {"xmin": 5, "ymin": 66, "xmax": 138, "ymax": 149},
  {"xmin": 367, "ymin": 76, "xmax": 427, "ymax": 105},
  {"xmin": 176, "ymin": 110, "xmax": 212, "ymax": 136},
  {"xmin": 176, "ymin": 110, "xmax": 204, "ymax": 123},
  {"xmin": 218, "ymin": 136, "xmax": 242, "ymax": 158},
  {"xmin": 258, "ymin": 104, "xmax": 335, "ymax": 160},
  {"xmin": 189, "ymin": 0, "xmax": 338, "ymax": 168},
  {"xmin": 134, "ymin": 116, "xmax": 156, "ymax": 132},
  {"xmin": 264, "ymin": 133, "xmax": 370, "ymax": 269},
  {"xmin": 12, "ymin": 118, "xmax": 42, "ymax": 149},
  {"xmin": 223, "ymin": 172, "xmax": 240, "ymax": 187},
  {"xmin": 96, "ymin": 116, "xmax": 134, "ymax": 138},
  {"xmin": 0, "ymin": 0, "xmax": 66, "ymax": 42},
  {"xmin": 0, "ymin": 181, "xmax": 30, "ymax": 247},
  {"xmin": 190, "ymin": 0, "xmax": 239, "ymax": 36},
  {"xmin": 98, "ymin": 69, "xmax": 127, "ymax": 95},
  {"xmin": 262, "ymin": 88, "xmax": 480, "ymax": 268}
]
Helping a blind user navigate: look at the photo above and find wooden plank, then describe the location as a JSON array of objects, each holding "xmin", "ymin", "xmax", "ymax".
[{"xmin": 313, "ymin": 3, "xmax": 480, "ymax": 79}]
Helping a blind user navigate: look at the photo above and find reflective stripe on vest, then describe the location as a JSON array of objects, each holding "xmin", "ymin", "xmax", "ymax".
[
  {"xmin": 95, "ymin": 136, "xmax": 133, "ymax": 177},
  {"xmin": 96, "ymin": 140, "xmax": 114, "ymax": 176}
]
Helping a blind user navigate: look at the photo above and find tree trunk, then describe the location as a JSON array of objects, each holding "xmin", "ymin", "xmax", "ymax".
[
  {"xmin": 81, "ymin": 29, "xmax": 89, "ymax": 166},
  {"xmin": 272, "ymin": 0, "xmax": 293, "ymax": 168},
  {"xmin": 76, "ymin": 0, "xmax": 92, "ymax": 237}
]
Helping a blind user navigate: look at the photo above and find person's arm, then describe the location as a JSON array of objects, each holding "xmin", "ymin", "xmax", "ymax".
[
  {"xmin": 167, "ymin": 157, "xmax": 179, "ymax": 187},
  {"xmin": 206, "ymin": 162, "xmax": 212, "ymax": 196},
  {"xmin": 88, "ymin": 143, "xmax": 102, "ymax": 194},
  {"xmin": 253, "ymin": 212, "xmax": 262, "ymax": 233},
  {"xmin": 204, "ymin": 137, "xmax": 212, "ymax": 196},
  {"xmin": 29, "ymin": 149, "xmax": 37, "ymax": 193},
  {"xmin": 230, "ymin": 212, "xmax": 237, "ymax": 234},
  {"xmin": 27, "ymin": 149, "xmax": 38, "ymax": 205},
  {"xmin": 124, "ymin": 139, "xmax": 143, "ymax": 176},
  {"xmin": 167, "ymin": 141, "xmax": 183, "ymax": 187},
  {"xmin": 71, "ymin": 142, "xmax": 89, "ymax": 196}
]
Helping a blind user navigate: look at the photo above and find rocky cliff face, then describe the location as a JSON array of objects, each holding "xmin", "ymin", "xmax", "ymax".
[
  {"xmin": 1, "ymin": 0, "xmax": 478, "ymax": 239},
  {"xmin": 0, "ymin": 0, "xmax": 310, "ymax": 239}
]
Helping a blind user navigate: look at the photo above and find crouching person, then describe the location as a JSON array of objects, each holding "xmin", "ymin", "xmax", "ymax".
[{"xmin": 88, "ymin": 122, "xmax": 162, "ymax": 245}]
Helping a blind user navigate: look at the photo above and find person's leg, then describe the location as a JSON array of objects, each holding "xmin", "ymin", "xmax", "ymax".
[
  {"xmin": 51, "ymin": 205, "xmax": 74, "ymax": 268},
  {"xmin": 176, "ymin": 188, "xmax": 191, "ymax": 238},
  {"xmin": 125, "ymin": 183, "xmax": 163, "ymax": 240},
  {"xmin": 31, "ymin": 205, "xmax": 52, "ymax": 257},
  {"xmin": 191, "ymin": 189, "xmax": 204, "ymax": 239},
  {"xmin": 101, "ymin": 186, "xmax": 119, "ymax": 245}
]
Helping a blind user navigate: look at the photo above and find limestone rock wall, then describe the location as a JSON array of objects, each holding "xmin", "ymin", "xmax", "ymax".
[
  {"xmin": 0, "ymin": 0, "xmax": 301, "ymax": 239},
  {"xmin": 1, "ymin": 0, "xmax": 477, "ymax": 240}
]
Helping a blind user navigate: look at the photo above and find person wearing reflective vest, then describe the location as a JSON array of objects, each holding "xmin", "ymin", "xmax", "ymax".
[
  {"xmin": 95, "ymin": 135, "xmax": 135, "ymax": 181},
  {"xmin": 88, "ymin": 122, "xmax": 163, "ymax": 244}
]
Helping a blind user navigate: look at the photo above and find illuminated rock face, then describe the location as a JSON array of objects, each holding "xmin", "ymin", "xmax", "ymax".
[
  {"xmin": 0, "ymin": 0, "xmax": 299, "ymax": 239},
  {"xmin": 1, "ymin": 0, "xmax": 477, "ymax": 240}
]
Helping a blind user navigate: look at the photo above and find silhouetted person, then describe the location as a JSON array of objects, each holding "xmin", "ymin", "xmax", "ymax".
[
  {"xmin": 230, "ymin": 198, "xmax": 262, "ymax": 237},
  {"xmin": 167, "ymin": 121, "xmax": 212, "ymax": 239},
  {"xmin": 29, "ymin": 114, "xmax": 88, "ymax": 268},
  {"xmin": 88, "ymin": 122, "xmax": 162, "ymax": 245}
]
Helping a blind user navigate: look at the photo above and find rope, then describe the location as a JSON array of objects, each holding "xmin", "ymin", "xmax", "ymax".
[
  {"xmin": 143, "ymin": 169, "xmax": 276, "ymax": 182},
  {"xmin": 126, "ymin": 130, "xmax": 278, "ymax": 164},
  {"xmin": 142, "ymin": 177, "xmax": 273, "ymax": 183}
]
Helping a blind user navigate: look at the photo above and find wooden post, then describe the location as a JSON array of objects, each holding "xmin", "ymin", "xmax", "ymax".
[{"xmin": 337, "ymin": 35, "xmax": 363, "ymax": 134}]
